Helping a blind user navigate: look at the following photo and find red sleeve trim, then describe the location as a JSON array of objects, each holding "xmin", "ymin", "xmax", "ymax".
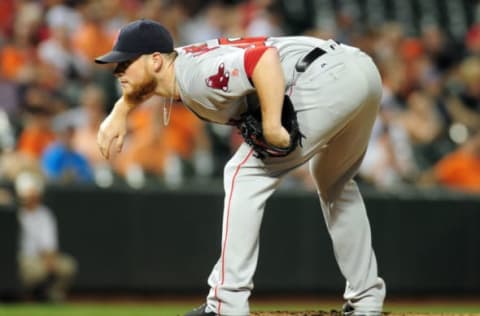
[{"xmin": 244, "ymin": 46, "xmax": 270, "ymax": 78}]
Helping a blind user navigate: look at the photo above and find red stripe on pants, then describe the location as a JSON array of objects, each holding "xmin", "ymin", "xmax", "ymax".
[{"xmin": 216, "ymin": 148, "xmax": 254, "ymax": 315}]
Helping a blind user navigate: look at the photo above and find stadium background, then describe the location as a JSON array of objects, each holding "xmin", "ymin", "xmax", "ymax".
[{"xmin": 0, "ymin": 0, "xmax": 480, "ymax": 314}]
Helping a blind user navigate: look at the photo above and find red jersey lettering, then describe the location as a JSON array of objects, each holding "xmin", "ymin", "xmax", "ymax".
[
  {"xmin": 182, "ymin": 43, "xmax": 218, "ymax": 56},
  {"xmin": 182, "ymin": 37, "xmax": 268, "ymax": 56},
  {"xmin": 218, "ymin": 37, "xmax": 268, "ymax": 49}
]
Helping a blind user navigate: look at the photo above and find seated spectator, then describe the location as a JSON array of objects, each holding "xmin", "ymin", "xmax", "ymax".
[
  {"xmin": 163, "ymin": 102, "xmax": 213, "ymax": 178},
  {"xmin": 0, "ymin": 79, "xmax": 20, "ymax": 116},
  {"xmin": 72, "ymin": 2, "xmax": 115, "ymax": 62},
  {"xmin": 0, "ymin": 109, "xmax": 15, "ymax": 152},
  {"xmin": 446, "ymin": 56, "xmax": 480, "ymax": 133},
  {"xmin": 38, "ymin": 23, "xmax": 90, "ymax": 83},
  {"xmin": 16, "ymin": 87, "xmax": 57, "ymax": 160},
  {"xmin": 358, "ymin": 80, "xmax": 418, "ymax": 189},
  {"xmin": 465, "ymin": 23, "xmax": 480, "ymax": 56},
  {"xmin": 0, "ymin": 109, "xmax": 41, "ymax": 182},
  {"xmin": 114, "ymin": 98, "xmax": 213, "ymax": 181},
  {"xmin": 113, "ymin": 100, "xmax": 168, "ymax": 178},
  {"xmin": 243, "ymin": 0, "xmax": 285, "ymax": 37},
  {"xmin": 427, "ymin": 132, "xmax": 480, "ymax": 193},
  {"xmin": 15, "ymin": 171, "xmax": 77, "ymax": 302},
  {"xmin": 0, "ymin": 150, "xmax": 40, "ymax": 185},
  {"xmin": 41, "ymin": 124, "xmax": 94, "ymax": 184},
  {"xmin": 420, "ymin": 24, "xmax": 458, "ymax": 72},
  {"xmin": 44, "ymin": 0, "xmax": 83, "ymax": 36},
  {"xmin": 71, "ymin": 84, "xmax": 107, "ymax": 169},
  {"xmin": 359, "ymin": 109, "xmax": 417, "ymax": 189},
  {"xmin": 0, "ymin": 0, "xmax": 14, "ymax": 39},
  {"xmin": 0, "ymin": 1, "xmax": 43, "ymax": 82},
  {"xmin": 398, "ymin": 90, "xmax": 445, "ymax": 169},
  {"xmin": 400, "ymin": 91, "xmax": 442, "ymax": 144}
]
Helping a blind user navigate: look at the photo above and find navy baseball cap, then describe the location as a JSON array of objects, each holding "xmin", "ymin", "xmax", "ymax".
[{"xmin": 95, "ymin": 19, "xmax": 174, "ymax": 64}]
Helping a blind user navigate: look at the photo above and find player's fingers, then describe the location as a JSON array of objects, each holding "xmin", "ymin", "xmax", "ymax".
[
  {"xmin": 97, "ymin": 130, "xmax": 114, "ymax": 159},
  {"xmin": 97, "ymin": 130, "xmax": 107, "ymax": 158},
  {"xmin": 104, "ymin": 135, "xmax": 117, "ymax": 160},
  {"xmin": 116, "ymin": 133, "xmax": 125, "ymax": 153}
]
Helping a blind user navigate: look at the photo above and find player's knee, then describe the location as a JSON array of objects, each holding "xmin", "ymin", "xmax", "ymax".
[{"xmin": 223, "ymin": 160, "xmax": 238, "ymax": 180}]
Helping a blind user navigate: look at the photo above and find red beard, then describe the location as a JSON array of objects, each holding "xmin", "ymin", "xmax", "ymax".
[{"xmin": 123, "ymin": 77, "xmax": 157, "ymax": 105}]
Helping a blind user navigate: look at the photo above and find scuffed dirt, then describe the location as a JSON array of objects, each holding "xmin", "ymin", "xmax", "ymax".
[
  {"xmin": 251, "ymin": 311, "xmax": 337, "ymax": 316},
  {"xmin": 251, "ymin": 311, "xmax": 359, "ymax": 316}
]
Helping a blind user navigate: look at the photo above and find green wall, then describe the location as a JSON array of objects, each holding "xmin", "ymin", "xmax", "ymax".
[{"xmin": 1, "ymin": 185, "xmax": 479, "ymax": 296}]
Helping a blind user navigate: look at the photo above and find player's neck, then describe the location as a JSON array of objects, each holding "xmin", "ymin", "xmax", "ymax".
[{"xmin": 154, "ymin": 60, "xmax": 179, "ymax": 100}]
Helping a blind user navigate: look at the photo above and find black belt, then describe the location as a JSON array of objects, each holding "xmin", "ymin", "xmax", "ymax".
[{"xmin": 295, "ymin": 47, "xmax": 327, "ymax": 72}]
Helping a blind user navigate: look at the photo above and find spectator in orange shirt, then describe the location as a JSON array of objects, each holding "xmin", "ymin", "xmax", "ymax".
[
  {"xmin": 113, "ymin": 98, "xmax": 168, "ymax": 177},
  {"xmin": 164, "ymin": 102, "xmax": 214, "ymax": 180},
  {"xmin": 17, "ymin": 87, "xmax": 57, "ymax": 159},
  {"xmin": 164, "ymin": 103, "xmax": 211, "ymax": 163},
  {"xmin": 0, "ymin": 2, "xmax": 41, "ymax": 81},
  {"xmin": 433, "ymin": 132, "xmax": 480, "ymax": 193},
  {"xmin": 72, "ymin": 2, "xmax": 115, "ymax": 62},
  {"xmin": 114, "ymin": 97, "xmax": 212, "ymax": 180}
]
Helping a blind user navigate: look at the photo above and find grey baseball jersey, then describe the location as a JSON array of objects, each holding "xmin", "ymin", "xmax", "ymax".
[{"xmin": 175, "ymin": 36, "xmax": 386, "ymax": 315}]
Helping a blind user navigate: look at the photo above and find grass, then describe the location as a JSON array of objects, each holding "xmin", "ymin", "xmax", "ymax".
[
  {"xmin": 0, "ymin": 304, "xmax": 185, "ymax": 316},
  {"xmin": 1, "ymin": 301, "xmax": 480, "ymax": 316}
]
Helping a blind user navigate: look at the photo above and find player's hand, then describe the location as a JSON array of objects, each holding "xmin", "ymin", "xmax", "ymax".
[
  {"xmin": 97, "ymin": 107, "xmax": 128, "ymax": 160},
  {"xmin": 263, "ymin": 125, "xmax": 291, "ymax": 148}
]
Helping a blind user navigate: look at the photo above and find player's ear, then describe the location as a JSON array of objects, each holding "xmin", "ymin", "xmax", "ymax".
[{"xmin": 151, "ymin": 52, "xmax": 163, "ymax": 72}]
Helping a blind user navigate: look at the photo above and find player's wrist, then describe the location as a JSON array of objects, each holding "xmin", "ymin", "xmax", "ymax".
[
  {"xmin": 263, "ymin": 126, "xmax": 290, "ymax": 148},
  {"xmin": 262, "ymin": 120, "xmax": 282, "ymax": 132},
  {"xmin": 113, "ymin": 98, "xmax": 134, "ymax": 116}
]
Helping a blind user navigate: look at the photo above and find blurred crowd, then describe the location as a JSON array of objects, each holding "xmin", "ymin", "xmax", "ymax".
[{"xmin": 0, "ymin": 0, "xmax": 480, "ymax": 196}]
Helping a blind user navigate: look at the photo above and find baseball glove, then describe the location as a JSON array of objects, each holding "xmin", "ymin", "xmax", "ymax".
[{"xmin": 237, "ymin": 95, "xmax": 305, "ymax": 160}]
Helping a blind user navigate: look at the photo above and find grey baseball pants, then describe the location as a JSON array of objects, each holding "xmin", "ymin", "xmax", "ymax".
[{"xmin": 206, "ymin": 43, "xmax": 386, "ymax": 315}]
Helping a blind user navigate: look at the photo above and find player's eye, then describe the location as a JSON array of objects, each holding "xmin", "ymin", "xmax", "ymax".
[{"xmin": 114, "ymin": 59, "xmax": 135, "ymax": 75}]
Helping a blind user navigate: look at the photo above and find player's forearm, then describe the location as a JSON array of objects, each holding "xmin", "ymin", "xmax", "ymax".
[
  {"xmin": 251, "ymin": 48, "xmax": 285, "ymax": 132},
  {"xmin": 112, "ymin": 96, "xmax": 138, "ymax": 116}
]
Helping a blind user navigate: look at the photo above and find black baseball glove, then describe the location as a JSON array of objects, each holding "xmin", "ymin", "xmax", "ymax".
[{"xmin": 237, "ymin": 95, "xmax": 305, "ymax": 160}]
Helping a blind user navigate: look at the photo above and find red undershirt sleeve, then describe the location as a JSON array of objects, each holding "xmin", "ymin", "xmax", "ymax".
[{"xmin": 243, "ymin": 46, "xmax": 271, "ymax": 78}]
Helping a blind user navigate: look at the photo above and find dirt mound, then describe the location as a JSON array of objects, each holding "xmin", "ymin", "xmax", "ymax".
[
  {"xmin": 251, "ymin": 311, "xmax": 342, "ymax": 316},
  {"xmin": 251, "ymin": 313, "xmax": 479, "ymax": 316}
]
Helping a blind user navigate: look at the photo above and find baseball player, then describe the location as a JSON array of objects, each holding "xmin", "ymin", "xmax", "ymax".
[{"xmin": 95, "ymin": 19, "xmax": 386, "ymax": 316}]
